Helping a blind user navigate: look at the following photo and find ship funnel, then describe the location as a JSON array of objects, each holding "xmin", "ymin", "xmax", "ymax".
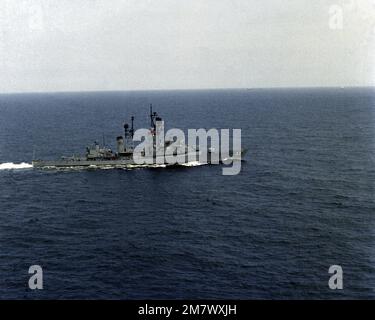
[
  {"xmin": 116, "ymin": 136, "xmax": 125, "ymax": 154},
  {"xmin": 123, "ymin": 121, "xmax": 134, "ymax": 153}
]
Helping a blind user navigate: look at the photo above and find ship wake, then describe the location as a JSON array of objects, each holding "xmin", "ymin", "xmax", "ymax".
[
  {"xmin": 0, "ymin": 160, "xmax": 209, "ymax": 171},
  {"xmin": 36, "ymin": 161, "xmax": 208, "ymax": 171},
  {"xmin": 0, "ymin": 162, "xmax": 33, "ymax": 170}
]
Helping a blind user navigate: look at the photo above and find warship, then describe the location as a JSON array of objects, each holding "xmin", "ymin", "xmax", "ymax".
[{"xmin": 32, "ymin": 106, "xmax": 245, "ymax": 169}]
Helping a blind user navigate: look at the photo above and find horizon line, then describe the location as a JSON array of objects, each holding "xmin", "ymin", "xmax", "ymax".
[{"xmin": 0, "ymin": 85, "xmax": 374, "ymax": 96}]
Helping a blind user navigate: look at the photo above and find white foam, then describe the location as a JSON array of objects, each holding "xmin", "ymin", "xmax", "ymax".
[
  {"xmin": 150, "ymin": 164, "xmax": 167, "ymax": 168},
  {"xmin": 180, "ymin": 161, "xmax": 206, "ymax": 167},
  {"xmin": 0, "ymin": 162, "xmax": 33, "ymax": 170}
]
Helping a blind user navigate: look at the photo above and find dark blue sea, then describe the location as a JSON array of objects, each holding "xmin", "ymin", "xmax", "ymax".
[{"xmin": 0, "ymin": 88, "xmax": 374, "ymax": 299}]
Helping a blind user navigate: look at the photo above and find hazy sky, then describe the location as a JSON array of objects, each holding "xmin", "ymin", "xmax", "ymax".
[{"xmin": 0, "ymin": 0, "xmax": 374, "ymax": 93}]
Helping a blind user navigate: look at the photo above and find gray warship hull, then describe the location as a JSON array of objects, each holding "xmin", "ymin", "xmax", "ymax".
[
  {"xmin": 32, "ymin": 150, "xmax": 246, "ymax": 168},
  {"xmin": 32, "ymin": 158, "xmax": 136, "ymax": 168},
  {"xmin": 32, "ymin": 153, "xmax": 199, "ymax": 168}
]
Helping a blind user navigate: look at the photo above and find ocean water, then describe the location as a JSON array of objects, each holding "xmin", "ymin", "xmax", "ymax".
[{"xmin": 0, "ymin": 88, "xmax": 374, "ymax": 299}]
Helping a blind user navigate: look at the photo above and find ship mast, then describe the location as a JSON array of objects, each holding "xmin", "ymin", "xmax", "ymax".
[
  {"xmin": 150, "ymin": 104, "xmax": 154, "ymax": 129},
  {"xmin": 150, "ymin": 103, "xmax": 159, "ymax": 132},
  {"xmin": 130, "ymin": 116, "xmax": 134, "ymax": 138}
]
